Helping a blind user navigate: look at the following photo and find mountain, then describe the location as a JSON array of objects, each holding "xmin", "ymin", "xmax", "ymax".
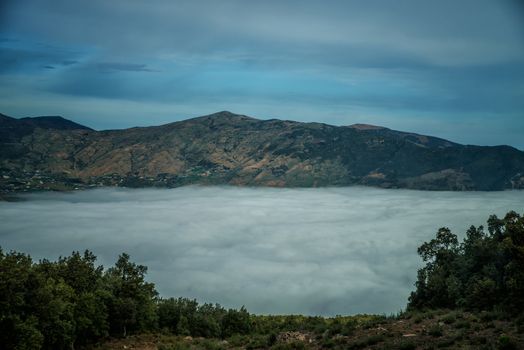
[
  {"xmin": 20, "ymin": 116, "xmax": 93, "ymax": 131},
  {"xmin": 0, "ymin": 113, "xmax": 91, "ymax": 144},
  {"xmin": 1, "ymin": 111, "xmax": 524, "ymax": 193}
]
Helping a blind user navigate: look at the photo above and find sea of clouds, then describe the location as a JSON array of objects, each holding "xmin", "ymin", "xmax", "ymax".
[{"xmin": 1, "ymin": 186, "xmax": 523, "ymax": 315}]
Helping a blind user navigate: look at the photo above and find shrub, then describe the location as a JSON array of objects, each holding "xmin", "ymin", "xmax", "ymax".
[
  {"xmin": 397, "ymin": 341, "xmax": 417, "ymax": 350},
  {"xmin": 441, "ymin": 313, "xmax": 456, "ymax": 324},
  {"xmin": 158, "ymin": 343, "xmax": 192, "ymax": 350},
  {"xmin": 453, "ymin": 320, "xmax": 470, "ymax": 329},
  {"xmin": 498, "ymin": 335, "xmax": 518, "ymax": 350},
  {"xmin": 270, "ymin": 341, "xmax": 306, "ymax": 350},
  {"xmin": 436, "ymin": 338, "xmax": 455, "ymax": 348},
  {"xmin": 428, "ymin": 325, "xmax": 443, "ymax": 337}
]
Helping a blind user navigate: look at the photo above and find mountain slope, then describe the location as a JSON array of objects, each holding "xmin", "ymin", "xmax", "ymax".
[
  {"xmin": 1, "ymin": 111, "xmax": 524, "ymax": 192},
  {"xmin": 20, "ymin": 116, "xmax": 93, "ymax": 131}
]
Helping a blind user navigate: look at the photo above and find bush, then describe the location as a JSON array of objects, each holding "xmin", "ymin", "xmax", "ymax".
[
  {"xmin": 498, "ymin": 335, "xmax": 518, "ymax": 350},
  {"xmin": 341, "ymin": 319, "xmax": 358, "ymax": 336},
  {"xmin": 397, "ymin": 341, "xmax": 417, "ymax": 350},
  {"xmin": 245, "ymin": 335, "xmax": 270, "ymax": 350},
  {"xmin": 348, "ymin": 334, "xmax": 385, "ymax": 349},
  {"xmin": 441, "ymin": 313, "xmax": 456, "ymax": 324},
  {"xmin": 413, "ymin": 315, "xmax": 424, "ymax": 324},
  {"xmin": 436, "ymin": 338, "xmax": 455, "ymax": 348},
  {"xmin": 221, "ymin": 307, "xmax": 251, "ymax": 338},
  {"xmin": 453, "ymin": 320, "xmax": 470, "ymax": 329},
  {"xmin": 428, "ymin": 325, "xmax": 443, "ymax": 337},
  {"xmin": 196, "ymin": 338, "xmax": 227, "ymax": 350},
  {"xmin": 321, "ymin": 337, "xmax": 336, "ymax": 348},
  {"xmin": 158, "ymin": 342, "xmax": 192, "ymax": 350},
  {"xmin": 270, "ymin": 341, "xmax": 306, "ymax": 350}
]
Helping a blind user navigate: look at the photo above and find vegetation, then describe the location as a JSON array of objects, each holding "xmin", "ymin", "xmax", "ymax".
[
  {"xmin": 408, "ymin": 210, "xmax": 524, "ymax": 313},
  {"xmin": 1, "ymin": 211, "xmax": 523, "ymax": 349},
  {"xmin": 0, "ymin": 250, "xmax": 157, "ymax": 349},
  {"xmin": 0, "ymin": 249, "xmax": 258, "ymax": 349}
]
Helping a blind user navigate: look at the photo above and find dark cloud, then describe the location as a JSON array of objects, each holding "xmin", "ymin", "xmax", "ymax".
[
  {"xmin": 1, "ymin": 187, "xmax": 522, "ymax": 315},
  {"xmin": 0, "ymin": 46, "xmax": 81, "ymax": 73},
  {"xmin": 3, "ymin": 0, "xmax": 523, "ymax": 66},
  {"xmin": 61, "ymin": 60, "xmax": 78, "ymax": 66},
  {"xmin": 95, "ymin": 62, "xmax": 156, "ymax": 73},
  {"xmin": 0, "ymin": 48, "xmax": 51, "ymax": 72},
  {"xmin": 43, "ymin": 58, "xmax": 524, "ymax": 116}
]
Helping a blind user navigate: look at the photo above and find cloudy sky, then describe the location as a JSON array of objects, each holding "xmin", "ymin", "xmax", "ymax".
[
  {"xmin": 1, "ymin": 0, "xmax": 524, "ymax": 148},
  {"xmin": 1, "ymin": 187, "xmax": 523, "ymax": 315}
]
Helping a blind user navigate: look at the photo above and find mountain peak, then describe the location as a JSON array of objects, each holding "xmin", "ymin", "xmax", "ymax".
[
  {"xmin": 20, "ymin": 116, "xmax": 93, "ymax": 130},
  {"xmin": 188, "ymin": 111, "xmax": 259, "ymax": 124},
  {"xmin": 205, "ymin": 111, "xmax": 256, "ymax": 119},
  {"xmin": 349, "ymin": 123, "xmax": 388, "ymax": 130},
  {"xmin": 210, "ymin": 110, "xmax": 236, "ymax": 117}
]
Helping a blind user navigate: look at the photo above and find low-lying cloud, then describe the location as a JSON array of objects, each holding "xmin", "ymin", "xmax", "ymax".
[{"xmin": 1, "ymin": 186, "xmax": 523, "ymax": 316}]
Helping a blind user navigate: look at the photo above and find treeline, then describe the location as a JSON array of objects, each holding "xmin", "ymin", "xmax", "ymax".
[
  {"xmin": 2, "ymin": 211, "xmax": 523, "ymax": 349},
  {"xmin": 409, "ymin": 210, "xmax": 524, "ymax": 313},
  {"xmin": 0, "ymin": 250, "xmax": 253, "ymax": 350}
]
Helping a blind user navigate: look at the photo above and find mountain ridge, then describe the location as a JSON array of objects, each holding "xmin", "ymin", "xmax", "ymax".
[
  {"xmin": 20, "ymin": 115, "xmax": 93, "ymax": 131},
  {"xmin": 1, "ymin": 111, "xmax": 523, "ymax": 192}
]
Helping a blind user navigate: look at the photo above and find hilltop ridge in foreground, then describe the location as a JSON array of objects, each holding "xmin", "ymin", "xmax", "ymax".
[{"xmin": 1, "ymin": 111, "xmax": 524, "ymax": 193}]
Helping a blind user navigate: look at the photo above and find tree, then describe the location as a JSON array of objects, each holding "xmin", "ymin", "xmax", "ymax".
[
  {"xmin": 408, "ymin": 211, "xmax": 524, "ymax": 314},
  {"xmin": 0, "ymin": 249, "xmax": 44, "ymax": 349},
  {"xmin": 409, "ymin": 227, "xmax": 460, "ymax": 308},
  {"xmin": 221, "ymin": 306, "xmax": 252, "ymax": 338},
  {"xmin": 104, "ymin": 253, "xmax": 158, "ymax": 337}
]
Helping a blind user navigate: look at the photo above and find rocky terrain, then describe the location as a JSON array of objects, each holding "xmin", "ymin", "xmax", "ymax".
[{"xmin": 1, "ymin": 111, "xmax": 524, "ymax": 194}]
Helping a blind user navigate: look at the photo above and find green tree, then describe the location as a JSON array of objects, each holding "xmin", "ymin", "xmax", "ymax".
[
  {"xmin": 221, "ymin": 306, "xmax": 252, "ymax": 338},
  {"xmin": 104, "ymin": 253, "xmax": 158, "ymax": 337},
  {"xmin": 409, "ymin": 227, "xmax": 459, "ymax": 308},
  {"xmin": 0, "ymin": 250, "xmax": 44, "ymax": 350},
  {"xmin": 409, "ymin": 211, "xmax": 524, "ymax": 314},
  {"xmin": 0, "ymin": 249, "xmax": 163, "ymax": 348}
]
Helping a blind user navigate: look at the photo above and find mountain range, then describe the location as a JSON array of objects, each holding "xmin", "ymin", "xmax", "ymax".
[{"xmin": 1, "ymin": 111, "xmax": 523, "ymax": 193}]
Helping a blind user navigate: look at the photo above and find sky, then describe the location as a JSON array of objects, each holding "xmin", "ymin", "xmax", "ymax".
[
  {"xmin": 1, "ymin": 186, "xmax": 523, "ymax": 315},
  {"xmin": 1, "ymin": 0, "xmax": 524, "ymax": 148}
]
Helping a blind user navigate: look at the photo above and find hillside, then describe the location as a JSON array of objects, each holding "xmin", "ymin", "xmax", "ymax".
[
  {"xmin": 20, "ymin": 116, "xmax": 94, "ymax": 131},
  {"xmin": 1, "ymin": 111, "xmax": 524, "ymax": 193}
]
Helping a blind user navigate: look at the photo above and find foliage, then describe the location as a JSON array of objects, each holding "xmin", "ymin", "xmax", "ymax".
[
  {"xmin": 408, "ymin": 211, "xmax": 524, "ymax": 314},
  {"xmin": 104, "ymin": 253, "xmax": 158, "ymax": 336},
  {"xmin": 0, "ymin": 249, "xmax": 157, "ymax": 349},
  {"xmin": 0, "ymin": 249, "xmax": 254, "ymax": 349},
  {"xmin": 158, "ymin": 298, "xmax": 233, "ymax": 338}
]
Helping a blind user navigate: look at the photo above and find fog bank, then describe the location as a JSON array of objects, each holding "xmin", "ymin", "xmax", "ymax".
[{"xmin": 1, "ymin": 186, "xmax": 523, "ymax": 315}]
